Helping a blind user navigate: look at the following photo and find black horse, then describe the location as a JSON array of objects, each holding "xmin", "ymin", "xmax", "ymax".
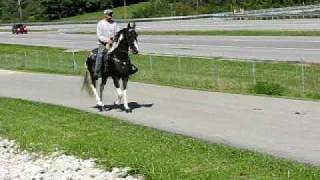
[{"xmin": 83, "ymin": 23, "xmax": 139, "ymax": 112}]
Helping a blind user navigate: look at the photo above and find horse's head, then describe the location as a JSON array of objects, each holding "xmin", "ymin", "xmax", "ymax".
[
  {"xmin": 110, "ymin": 22, "xmax": 139, "ymax": 55},
  {"xmin": 126, "ymin": 22, "xmax": 139, "ymax": 54}
]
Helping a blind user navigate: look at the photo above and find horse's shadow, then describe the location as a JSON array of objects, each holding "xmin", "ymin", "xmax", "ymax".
[{"xmin": 92, "ymin": 102, "xmax": 153, "ymax": 112}]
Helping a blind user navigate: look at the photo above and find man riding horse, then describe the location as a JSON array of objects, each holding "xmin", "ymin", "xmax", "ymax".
[
  {"xmin": 82, "ymin": 9, "xmax": 139, "ymax": 113},
  {"xmin": 95, "ymin": 9, "xmax": 119, "ymax": 78}
]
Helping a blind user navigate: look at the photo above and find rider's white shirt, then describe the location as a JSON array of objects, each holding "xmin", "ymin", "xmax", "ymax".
[{"xmin": 97, "ymin": 19, "xmax": 119, "ymax": 43}]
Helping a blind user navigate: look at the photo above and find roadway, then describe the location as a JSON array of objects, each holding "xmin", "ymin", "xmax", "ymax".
[{"xmin": 2, "ymin": 19, "xmax": 320, "ymax": 32}]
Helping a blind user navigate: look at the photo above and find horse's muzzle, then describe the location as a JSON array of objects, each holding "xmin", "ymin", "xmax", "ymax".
[{"xmin": 130, "ymin": 48, "xmax": 139, "ymax": 54}]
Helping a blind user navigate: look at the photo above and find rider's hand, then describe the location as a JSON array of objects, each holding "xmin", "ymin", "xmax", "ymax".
[{"xmin": 107, "ymin": 39, "xmax": 113, "ymax": 44}]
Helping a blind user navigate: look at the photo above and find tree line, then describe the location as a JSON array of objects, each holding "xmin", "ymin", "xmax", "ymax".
[
  {"xmin": 0, "ymin": 0, "xmax": 147, "ymax": 22},
  {"xmin": 0, "ymin": 0, "xmax": 319, "ymax": 22}
]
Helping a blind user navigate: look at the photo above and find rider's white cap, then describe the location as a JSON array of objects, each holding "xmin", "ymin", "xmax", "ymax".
[{"xmin": 104, "ymin": 9, "xmax": 113, "ymax": 16}]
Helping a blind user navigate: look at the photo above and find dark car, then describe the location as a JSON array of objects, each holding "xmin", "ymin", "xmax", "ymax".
[{"xmin": 12, "ymin": 24, "xmax": 28, "ymax": 34}]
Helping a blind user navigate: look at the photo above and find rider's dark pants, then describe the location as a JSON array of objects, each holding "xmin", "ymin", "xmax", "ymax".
[{"xmin": 95, "ymin": 43, "xmax": 106, "ymax": 76}]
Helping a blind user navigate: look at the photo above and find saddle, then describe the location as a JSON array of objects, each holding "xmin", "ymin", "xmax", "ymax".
[{"xmin": 89, "ymin": 48, "xmax": 138, "ymax": 77}]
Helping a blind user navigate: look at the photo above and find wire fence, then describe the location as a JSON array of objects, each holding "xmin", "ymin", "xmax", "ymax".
[
  {"xmin": 0, "ymin": 50, "xmax": 320, "ymax": 99},
  {"xmin": 0, "ymin": 50, "xmax": 84, "ymax": 74}
]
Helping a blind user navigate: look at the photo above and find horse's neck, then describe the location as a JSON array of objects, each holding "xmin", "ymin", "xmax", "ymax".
[{"xmin": 113, "ymin": 41, "xmax": 129, "ymax": 60}]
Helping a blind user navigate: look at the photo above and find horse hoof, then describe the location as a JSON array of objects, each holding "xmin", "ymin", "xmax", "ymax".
[
  {"xmin": 97, "ymin": 105, "xmax": 104, "ymax": 112},
  {"xmin": 125, "ymin": 109, "xmax": 132, "ymax": 113},
  {"xmin": 113, "ymin": 102, "xmax": 121, "ymax": 109}
]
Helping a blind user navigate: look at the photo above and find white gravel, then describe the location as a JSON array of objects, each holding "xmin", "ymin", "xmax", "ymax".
[{"xmin": 0, "ymin": 138, "xmax": 143, "ymax": 180}]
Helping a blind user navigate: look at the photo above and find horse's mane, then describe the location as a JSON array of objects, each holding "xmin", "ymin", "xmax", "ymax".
[
  {"xmin": 114, "ymin": 28, "xmax": 127, "ymax": 43},
  {"xmin": 108, "ymin": 28, "xmax": 127, "ymax": 54}
]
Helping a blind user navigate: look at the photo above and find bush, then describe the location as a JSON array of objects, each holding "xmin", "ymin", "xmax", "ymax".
[{"xmin": 253, "ymin": 81, "xmax": 285, "ymax": 96}]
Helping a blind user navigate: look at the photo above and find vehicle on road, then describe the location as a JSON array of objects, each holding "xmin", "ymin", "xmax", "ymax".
[{"xmin": 12, "ymin": 24, "xmax": 28, "ymax": 34}]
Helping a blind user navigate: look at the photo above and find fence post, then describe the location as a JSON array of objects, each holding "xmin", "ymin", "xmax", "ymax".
[
  {"xmin": 60, "ymin": 52, "xmax": 64, "ymax": 70},
  {"xmin": 252, "ymin": 62, "xmax": 256, "ymax": 85},
  {"xmin": 23, "ymin": 51, "xmax": 27, "ymax": 68},
  {"xmin": 14, "ymin": 53, "xmax": 18, "ymax": 68},
  {"xmin": 46, "ymin": 52, "xmax": 50, "ymax": 69},
  {"xmin": 178, "ymin": 56, "xmax": 181, "ymax": 73},
  {"xmin": 301, "ymin": 61, "xmax": 305, "ymax": 95},
  {"xmin": 149, "ymin": 55, "xmax": 153, "ymax": 72},
  {"xmin": 72, "ymin": 50, "xmax": 77, "ymax": 72},
  {"xmin": 35, "ymin": 51, "xmax": 39, "ymax": 68},
  {"xmin": 213, "ymin": 61, "xmax": 219, "ymax": 90},
  {"xmin": 5, "ymin": 55, "xmax": 8, "ymax": 66}
]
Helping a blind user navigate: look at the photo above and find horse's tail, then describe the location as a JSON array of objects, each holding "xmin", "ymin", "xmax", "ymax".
[{"xmin": 81, "ymin": 61, "xmax": 94, "ymax": 96}]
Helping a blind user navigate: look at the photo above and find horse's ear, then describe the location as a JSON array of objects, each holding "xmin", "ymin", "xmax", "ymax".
[{"xmin": 127, "ymin": 22, "xmax": 136, "ymax": 29}]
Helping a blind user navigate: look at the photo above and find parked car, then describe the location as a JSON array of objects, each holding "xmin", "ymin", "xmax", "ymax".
[{"xmin": 12, "ymin": 24, "xmax": 28, "ymax": 34}]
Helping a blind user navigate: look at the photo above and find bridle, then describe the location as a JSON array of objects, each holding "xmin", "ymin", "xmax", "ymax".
[{"xmin": 112, "ymin": 28, "xmax": 137, "ymax": 55}]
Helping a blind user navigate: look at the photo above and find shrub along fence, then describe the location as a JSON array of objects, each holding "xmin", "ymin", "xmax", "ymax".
[{"xmin": 0, "ymin": 50, "xmax": 319, "ymax": 99}]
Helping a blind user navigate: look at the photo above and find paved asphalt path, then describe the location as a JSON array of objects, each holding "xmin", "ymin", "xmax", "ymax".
[
  {"xmin": 0, "ymin": 32, "xmax": 320, "ymax": 62},
  {"xmin": 0, "ymin": 69, "xmax": 320, "ymax": 165}
]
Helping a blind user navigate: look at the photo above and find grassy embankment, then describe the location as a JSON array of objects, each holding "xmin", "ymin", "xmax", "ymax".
[{"xmin": 0, "ymin": 97, "xmax": 319, "ymax": 179}]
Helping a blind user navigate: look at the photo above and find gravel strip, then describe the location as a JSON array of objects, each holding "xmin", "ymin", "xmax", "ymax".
[{"xmin": 0, "ymin": 138, "xmax": 143, "ymax": 180}]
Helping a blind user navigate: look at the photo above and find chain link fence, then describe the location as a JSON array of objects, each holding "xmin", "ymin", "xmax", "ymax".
[{"xmin": 0, "ymin": 50, "xmax": 319, "ymax": 99}]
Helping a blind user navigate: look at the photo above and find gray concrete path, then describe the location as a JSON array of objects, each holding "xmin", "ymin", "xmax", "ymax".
[{"xmin": 0, "ymin": 69, "xmax": 320, "ymax": 165}]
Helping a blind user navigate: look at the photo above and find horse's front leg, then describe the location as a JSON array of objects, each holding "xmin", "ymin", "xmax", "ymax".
[
  {"xmin": 99, "ymin": 77, "xmax": 108, "ymax": 109},
  {"xmin": 122, "ymin": 77, "xmax": 131, "ymax": 113},
  {"xmin": 112, "ymin": 76, "xmax": 122, "ymax": 107}
]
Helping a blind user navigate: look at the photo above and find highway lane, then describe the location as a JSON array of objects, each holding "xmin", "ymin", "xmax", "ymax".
[
  {"xmin": 0, "ymin": 32, "xmax": 319, "ymax": 62},
  {"xmin": 2, "ymin": 19, "xmax": 320, "ymax": 32}
]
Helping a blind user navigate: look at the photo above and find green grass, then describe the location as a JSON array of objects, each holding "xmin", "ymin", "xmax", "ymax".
[
  {"xmin": 140, "ymin": 30, "xmax": 320, "ymax": 36},
  {"xmin": 61, "ymin": 2, "xmax": 150, "ymax": 21},
  {"xmin": 0, "ymin": 97, "xmax": 319, "ymax": 179},
  {"xmin": 0, "ymin": 43, "xmax": 320, "ymax": 100}
]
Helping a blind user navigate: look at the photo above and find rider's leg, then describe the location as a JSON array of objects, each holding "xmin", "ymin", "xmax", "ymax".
[{"xmin": 94, "ymin": 44, "xmax": 105, "ymax": 77}]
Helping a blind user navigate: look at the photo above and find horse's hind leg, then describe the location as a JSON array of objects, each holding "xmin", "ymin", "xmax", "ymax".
[
  {"xmin": 99, "ymin": 77, "xmax": 107, "ymax": 105},
  {"xmin": 90, "ymin": 78, "xmax": 104, "ymax": 108},
  {"xmin": 112, "ymin": 76, "xmax": 122, "ymax": 107},
  {"xmin": 122, "ymin": 77, "xmax": 131, "ymax": 113}
]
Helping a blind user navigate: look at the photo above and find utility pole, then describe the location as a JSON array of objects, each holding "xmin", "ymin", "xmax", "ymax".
[
  {"xmin": 17, "ymin": 0, "xmax": 23, "ymax": 21},
  {"xmin": 174, "ymin": 0, "xmax": 176, "ymax": 16},
  {"xmin": 123, "ymin": 0, "xmax": 128, "ymax": 19}
]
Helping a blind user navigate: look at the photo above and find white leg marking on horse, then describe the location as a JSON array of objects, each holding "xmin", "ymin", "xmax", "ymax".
[
  {"xmin": 90, "ymin": 85, "xmax": 103, "ymax": 106},
  {"xmin": 99, "ymin": 84, "xmax": 104, "ymax": 105},
  {"xmin": 115, "ymin": 88, "xmax": 123, "ymax": 105},
  {"xmin": 123, "ymin": 90, "xmax": 129, "ymax": 110}
]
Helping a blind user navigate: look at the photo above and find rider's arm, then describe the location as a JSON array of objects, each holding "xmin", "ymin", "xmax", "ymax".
[
  {"xmin": 112, "ymin": 23, "xmax": 120, "ymax": 41},
  {"xmin": 97, "ymin": 21, "xmax": 108, "ymax": 43}
]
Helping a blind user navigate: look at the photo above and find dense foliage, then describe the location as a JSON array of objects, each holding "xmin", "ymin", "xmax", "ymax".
[
  {"xmin": 0, "ymin": 0, "xmax": 147, "ymax": 22},
  {"xmin": 0, "ymin": 0, "xmax": 319, "ymax": 22},
  {"xmin": 132, "ymin": 0, "xmax": 320, "ymax": 18}
]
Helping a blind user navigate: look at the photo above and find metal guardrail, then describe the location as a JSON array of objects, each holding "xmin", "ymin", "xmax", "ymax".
[
  {"xmin": 231, "ymin": 14, "xmax": 320, "ymax": 20},
  {"xmin": 246, "ymin": 4, "xmax": 320, "ymax": 14}
]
